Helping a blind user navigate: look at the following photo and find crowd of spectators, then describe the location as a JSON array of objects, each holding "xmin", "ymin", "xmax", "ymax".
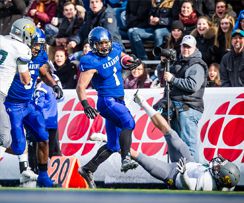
[{"xmin": 0, "ymin": 0, "xmax": 243, "ymax": 89}]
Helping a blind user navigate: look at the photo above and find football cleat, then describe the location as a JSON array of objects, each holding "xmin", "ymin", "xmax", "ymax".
[
  {"xmin": 121, "ymin": 155, "xmax": 138, "ymax": 173},
  {"xmin": 133, "ymin": 89, "xmax": 144, "ymax": 106},
  {"xmin": 20, "ymin": 167, "xmax": 38, "ymax": 184},
  {"xmin": 78, "ymin": 167, "xmax": 96, "ymax": 189},
  {"xmin": 37, "ymin": 171, "xmax": 60, "ymax": 188}
]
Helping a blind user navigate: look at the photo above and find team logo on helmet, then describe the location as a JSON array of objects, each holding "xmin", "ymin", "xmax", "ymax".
[{"xmin": 24, "ymin": 24, "xmax": 35, "ymax": 37}]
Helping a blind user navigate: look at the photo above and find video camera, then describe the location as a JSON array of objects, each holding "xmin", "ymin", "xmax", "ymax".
[{"xmin": 152, "ymin": 47, "xmax": 177, "ymax": 61}]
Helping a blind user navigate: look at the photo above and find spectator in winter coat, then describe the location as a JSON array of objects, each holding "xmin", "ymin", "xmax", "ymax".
[
  {"xmin": 53, "ymin": 47, "xmax": 78, "ymax": 89},
  {"xmin": 27, "ymin": 0, "xmax": 57, "ymax": 29},
  {"xmin": 220, "ymin": 29, "xmax": 244, "ymax": 87},
  {"xmin": 0, "ymin": 0, "xmax": 27, "ymax": 35},
  {"xmin": 68, "ymin": 0, "xmax": 123, "ymax": 50},
  {"xmin": 190, "ymin": 16, "xmax": 217, "ymax": 65}
]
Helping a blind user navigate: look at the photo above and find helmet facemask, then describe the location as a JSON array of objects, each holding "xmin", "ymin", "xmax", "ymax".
[
  {"xmin": 94, "ymin": 40, "xmax": 112, "ymax": 56},
  {"xmin": 32, "ymin": 28, "xmax": 46, "ymax": 56}
]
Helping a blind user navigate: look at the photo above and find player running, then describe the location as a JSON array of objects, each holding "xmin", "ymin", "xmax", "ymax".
[
  {"xmin": 5, "ymin": 27, "xmax": 63, "ymax": 187},
  {"xmin": 0, "ymin": 18, "xmax": 34, "ymax": 161},
  {"xmin": 76, "ymin": 26, "xmax": 141, "ymax": 188}
]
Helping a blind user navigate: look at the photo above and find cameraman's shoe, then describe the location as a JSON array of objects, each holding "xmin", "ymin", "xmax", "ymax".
[
  {"xmin": 121, "ymin": 155, "xmax": 138, "ymax": 173},
  {"xmin": 133, "ymin": 90, "xmax": 144, "ymax": 106},
  {"xmin": 78, "ymin": 167, "xmax": 96, "ymax": 189}
]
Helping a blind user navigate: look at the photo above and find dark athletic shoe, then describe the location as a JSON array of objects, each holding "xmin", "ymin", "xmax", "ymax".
[
  {"xmin": 121, "ymin": 156, "xmax": 138, "ymax": 173},
  {"xmin": 78, "ymin": 167, "xmax": 96, "ymax": 189}
]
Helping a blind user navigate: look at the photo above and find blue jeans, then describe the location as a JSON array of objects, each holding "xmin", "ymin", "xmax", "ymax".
[
  {"xmin": 170, "ymin": 101, "xmax": 202, "ymax": 162},
  {"xmin": 128, "ymin": 27, "xmax": 170, "ymax": 60}
]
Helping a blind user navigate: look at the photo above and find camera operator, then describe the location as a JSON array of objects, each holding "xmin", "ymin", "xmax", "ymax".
[{"xmin": 155, "ymin": 35, "xmax": 208, "ymax": 162}]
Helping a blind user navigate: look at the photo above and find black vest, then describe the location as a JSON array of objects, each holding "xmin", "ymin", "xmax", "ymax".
[{"xmin": 170, "ymin": 57, "xmax": 208, "ymax": 112}]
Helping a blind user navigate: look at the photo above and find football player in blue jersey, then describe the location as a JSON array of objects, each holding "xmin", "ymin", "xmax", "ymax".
[
  {"xmin": 76, "ymin": 26, "xmax": 142, "ymax": 188},
  {"xmin": 4, "ymin": 28, "xmax": 63, "ymax": 187}
]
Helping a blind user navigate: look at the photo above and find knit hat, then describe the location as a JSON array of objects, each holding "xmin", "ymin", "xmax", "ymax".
[{"xmin": 171, "ymin": 20, "xmax": 184, "ymax": 31}]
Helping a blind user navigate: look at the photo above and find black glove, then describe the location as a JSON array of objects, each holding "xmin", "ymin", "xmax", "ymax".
[
  {"xmin": 122, "ymin": 54, "xmax": 141, "ymax": 70},
  {"xmin": 53, "ymin": 85, "xmax": 63, "ymax": 99},
  {"xmin": 81, "ymin": 100, "xmax": 99, "ymax": 119},
  {"xmin": 127, "ymin": 54, "xmax": 142, "ymax": 70}
]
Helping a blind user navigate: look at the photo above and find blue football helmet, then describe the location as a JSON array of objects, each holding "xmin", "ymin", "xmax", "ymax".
[
  {"xmin": 88, "ymin": 26, "xmax": 112, "ymax": 57},
  {"xmin": 32, "ymin": 28, "xmax": 46, "ymax": 56}
]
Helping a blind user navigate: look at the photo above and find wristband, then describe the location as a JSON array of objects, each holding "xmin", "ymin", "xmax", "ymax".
[{"xmin": 81, "ymin": 100, "xmax": 89, "ymax": 108}]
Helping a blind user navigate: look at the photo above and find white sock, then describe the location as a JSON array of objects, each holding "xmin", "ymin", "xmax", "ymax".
[
  {"xmin": 18, "ymin": 153, "xmax": 28, "ymax": 162},
  {"xmin": 0, "ymin": 146, "xmax": 6, "ymax": 159},
  {"xmin": 140, "ymin": 100, "xmax": 158, "ymax": 118}
]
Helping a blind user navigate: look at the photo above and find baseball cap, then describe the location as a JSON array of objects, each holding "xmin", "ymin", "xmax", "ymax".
[
  {"xmin": 180, "ymin": 35, "xmax": 196, "ymax": 47},
  {"xmin": 231, "ymin": 29, "xmax": 244, "ymax": 37}
]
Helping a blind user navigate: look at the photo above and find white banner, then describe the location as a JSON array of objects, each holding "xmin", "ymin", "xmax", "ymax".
[{"xmin": 0, "ymin": 88, "xmax": 243, "ymax": 186}]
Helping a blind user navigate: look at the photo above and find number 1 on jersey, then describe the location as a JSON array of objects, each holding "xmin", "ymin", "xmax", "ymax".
[{"xmin": 113, "ymin": 67, "xmax": 120, "ymax": 86}]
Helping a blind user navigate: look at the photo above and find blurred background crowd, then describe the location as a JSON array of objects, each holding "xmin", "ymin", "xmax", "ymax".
[{"xmin": 0, "ymin": 0, "xmax": 243, "ymax": 90}]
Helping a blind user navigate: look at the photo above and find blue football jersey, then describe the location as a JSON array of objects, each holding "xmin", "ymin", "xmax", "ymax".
[
  {"xmin": 79, "ymin": 43, "xmax": 124, "ymax": 97},
  {"xmin": 6, "ymin": 50, "xmax": 48, "ymax": 103}
]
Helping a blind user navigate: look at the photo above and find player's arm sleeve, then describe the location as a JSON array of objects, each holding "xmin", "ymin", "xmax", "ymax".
[
  {"xmin": 17, "ymin": 57, "xmax": 31, "ymax": 85},
  {"xmin": 34, "ymin": 89, "xmax": 46, "ymax": 110},
  {"xmin": 16, "ymin": 57, "xmax": 30, "ymax": 73},
  {"xmin": 39, "ymin": 64, "xmax": 57, "ymax": 87},
  {"xmin": 178, "ymin": 172, "xmax": 197, "ymax": 190}
]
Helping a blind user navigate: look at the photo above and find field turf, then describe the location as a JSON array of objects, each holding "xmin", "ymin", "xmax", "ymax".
[{"xmin": 0, "ymin": 187, "xmax": 244, "ymax": 203}]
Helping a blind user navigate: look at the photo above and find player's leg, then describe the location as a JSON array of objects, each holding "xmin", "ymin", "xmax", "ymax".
[
  {"xmin": 48, "ymin": 129, "xmax": 61, "ymax": 157},
  {"xmin": 79, "ymin": 119, "xmax": 120, "ymax": 188},
  {"xmin": 24, "ymin": 103, "xmax": 58, "ymax": 187},
  {"xmin": 26, "ymin": 128, "xmax": 38, "ymax": 173},
  {"xmin": 4, "ymin": 101, "xmax": 38, "ymax": 185},
  {"xmin": 0, "ymin": 96, "xmax": 12, "ymax": 160},
  {"xmin": 79, "ymin": 141, "xmax": 113, "ymax": 188},
  {"xmin": 97, "ymin": 96, "xmax": 138, "ymax": 172},
  {"xmin": 130, "ymin": 148, "xmax": 177, "ymax": 185},
  {"xmin": 134, "ymin": 91, "xmax": 194, "ymax": 162}
]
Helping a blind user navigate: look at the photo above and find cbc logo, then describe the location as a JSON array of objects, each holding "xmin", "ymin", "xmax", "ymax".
[
  {"xmin": 200, "ymin": 93, "xmax": 244, "ymax": 162},
  {"xmin": 58, "ymin": 94, "xmax": 167, "ymax": 158},
  {"xmin": 58, "ymin": 93, "xmax": 243, "ymax": 162}
]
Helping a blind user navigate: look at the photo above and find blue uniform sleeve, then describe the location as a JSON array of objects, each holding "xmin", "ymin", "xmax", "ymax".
[
  {"xmin": 113, "ymin": 42, "xmax": 123, "ymax": 53},
  {"xmin": 79, "ymin": 53, "xmax": 99, "ymax": 72},
  {"xmin": 34, "ymin": 87, "xmax": 47, "ymax": 110}
]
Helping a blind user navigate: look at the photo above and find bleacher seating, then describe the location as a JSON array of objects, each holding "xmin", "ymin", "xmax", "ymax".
[{"xmin": 122, "ymin": 40, "xmax": 160, "ymax": 75}]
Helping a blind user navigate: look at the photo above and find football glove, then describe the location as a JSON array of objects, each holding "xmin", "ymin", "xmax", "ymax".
[
  {"xmin": 121, "ymin": 54, "xmax": 141, "ymax": 71},
  {"xmin": 53, "ymin": 85, "xmax": 63, "ymax": 99},
  {"xmin": 81, "ymin": 100, "xmax": 99, "ymax": 119},
  {"xmin": 176, "ymin": 157, "xmax": 187, "ymax": 174}
]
